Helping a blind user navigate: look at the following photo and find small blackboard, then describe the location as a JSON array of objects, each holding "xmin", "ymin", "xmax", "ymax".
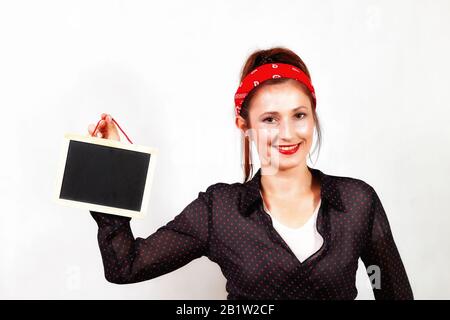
[{"xmin": 54, "ymin": 133, "xmax": 158, "ymax": 218}]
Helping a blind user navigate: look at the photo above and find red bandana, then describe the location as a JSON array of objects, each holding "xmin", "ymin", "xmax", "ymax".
[{"xmin": 234, "ymin": 63, "xmax": 316, "ymax": 117}]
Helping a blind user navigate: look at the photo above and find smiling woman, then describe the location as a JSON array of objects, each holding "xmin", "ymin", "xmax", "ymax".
[
  {"xmin": 89, "ymin": 46, "xmax": 413, "ymax": 300},
  {"xmin": 235, "ymin": 48, "xmax": 322, "ymax": 183}
]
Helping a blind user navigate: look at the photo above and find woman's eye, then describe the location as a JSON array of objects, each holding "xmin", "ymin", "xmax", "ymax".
[
  {"xmin": 296, "ymin": 112, "xmax": 306, "ymax": 119},
  {"xmin": 263, "ymin": 117, "xmax": 276, "ymax": 123},
  {"xmin": 263, "ymin": 113, "xmax": 305, "ymax": 123}
]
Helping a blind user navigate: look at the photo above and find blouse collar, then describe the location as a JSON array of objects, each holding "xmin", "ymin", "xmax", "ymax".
[{"xmin": 239, "ymin": 166, "xmax": 347, "ymax": 216}]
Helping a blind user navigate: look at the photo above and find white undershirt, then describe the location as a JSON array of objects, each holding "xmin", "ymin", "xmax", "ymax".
[{"xmin": 260, "ymin": 191, "xmax": 324, "ymax": 263}]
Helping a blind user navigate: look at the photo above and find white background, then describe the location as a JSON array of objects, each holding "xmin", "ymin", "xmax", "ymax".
[{"xmin": 1, "ymin": 0, "xmax": 449, "ymax": 299}]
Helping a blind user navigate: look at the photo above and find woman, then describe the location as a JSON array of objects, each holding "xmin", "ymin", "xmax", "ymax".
[{"xmin": 88, "ymin": 47, "xmax": 413, "ymax": 300}]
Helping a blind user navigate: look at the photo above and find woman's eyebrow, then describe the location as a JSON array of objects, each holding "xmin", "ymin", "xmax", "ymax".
[{"xmin": 260, "ymin": 106, "xmax": 307, "ymax": 116}]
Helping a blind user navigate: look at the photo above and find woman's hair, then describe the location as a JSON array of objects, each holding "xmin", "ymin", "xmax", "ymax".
[{"xmin": 238, "ymin": 47, "xmax": 322, "ymax": 182}]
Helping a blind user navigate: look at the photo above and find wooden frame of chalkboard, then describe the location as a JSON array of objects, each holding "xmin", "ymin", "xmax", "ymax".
[{"xmin": 54, "ymin": 133, "xmax": 158, "ymax": 219}]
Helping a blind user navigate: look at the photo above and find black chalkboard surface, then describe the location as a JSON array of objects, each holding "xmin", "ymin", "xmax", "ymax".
[{"xmin": 55, "ymin": 133, "xmax": 158, "ymax": 218}]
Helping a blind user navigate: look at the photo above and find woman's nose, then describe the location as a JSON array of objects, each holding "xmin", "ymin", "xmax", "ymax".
[{"xmin": 279, "ymin": 119, "xmax": 295, "ymax": 140}]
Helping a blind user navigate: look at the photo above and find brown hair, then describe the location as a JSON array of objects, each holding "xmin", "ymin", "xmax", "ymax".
[{"xmin": 237, "ymin": 47, "xmax": 322, "ymax": 182}]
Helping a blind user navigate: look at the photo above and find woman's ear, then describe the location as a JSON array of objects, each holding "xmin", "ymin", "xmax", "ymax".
[{"xmin": 235, "ymin": 115, "xmax": 248, "ymax": 133}]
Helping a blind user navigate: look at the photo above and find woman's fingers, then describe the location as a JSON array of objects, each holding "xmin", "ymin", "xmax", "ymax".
[
  {"xmin": 101, "ymin": 113, "xmax": 113, "ymax": 121},
  {"xmin": 88, "ymin": 124, "xmax": 96, "ymax": 135},
  {"xmin": 88, "ymin": 122, "xmax": 104, "ymax": 137},
  {"xmin": 87, "ymin": 113, "xmax": 120, "ymax": 141},
  {"xmin": 88, "ymin": 125, "xmax": 102, "ymax": 137}
]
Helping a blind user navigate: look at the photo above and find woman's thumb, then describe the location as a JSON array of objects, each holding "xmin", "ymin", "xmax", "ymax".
[{"xmin": 106, "ymin": 116, "xmax": 118, "ymax": 131}]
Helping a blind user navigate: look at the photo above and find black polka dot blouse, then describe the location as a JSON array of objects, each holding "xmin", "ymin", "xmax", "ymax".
[{"xmin": 90, "ymin": 166, "xmax": 414, "ymax": 300}]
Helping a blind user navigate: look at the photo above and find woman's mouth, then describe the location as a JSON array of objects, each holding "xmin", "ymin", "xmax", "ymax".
[{"xmin": 274, "ymin": 142, "xmax": 302, "ymax": 155}]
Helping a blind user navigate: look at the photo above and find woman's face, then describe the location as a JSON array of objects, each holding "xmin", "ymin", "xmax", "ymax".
[{"xmin": 237, "ymin": 79, "xmax": 315, "ymax": 174}]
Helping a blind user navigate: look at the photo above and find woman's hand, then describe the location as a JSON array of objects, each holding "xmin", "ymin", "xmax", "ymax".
[{"xmin": 88, "ymin": 113, "xmax": 120, "ymax": 141}]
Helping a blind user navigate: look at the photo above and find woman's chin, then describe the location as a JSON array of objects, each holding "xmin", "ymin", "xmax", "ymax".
[
  {"xmin": 278, "ymin": 160, "xmax": 303, "ymax": 170},
  {"xmin": 264, "ymin": 157, "xmax": 305, "ymax": 172}
]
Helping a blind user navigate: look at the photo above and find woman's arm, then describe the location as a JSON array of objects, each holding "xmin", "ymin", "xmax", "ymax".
[
  {"xmin": 360, "ymin": 186, "xmax": 414, "ymax": 300},
  {"xmin": 90, "ymin": 188, "xmax": 212, "ymax": 284}
]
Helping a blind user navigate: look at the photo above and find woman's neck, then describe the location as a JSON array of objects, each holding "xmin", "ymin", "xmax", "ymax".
[{"xmin": 260, "ymin": 165, "xmax": 314, "ymax": 199}]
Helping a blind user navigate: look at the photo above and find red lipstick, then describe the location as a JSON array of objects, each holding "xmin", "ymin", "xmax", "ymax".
[{"xmin": 276, "ymin": 143, "xmax": 301, "ymax": 155}]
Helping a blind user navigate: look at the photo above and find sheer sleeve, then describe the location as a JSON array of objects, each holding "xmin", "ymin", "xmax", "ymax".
[
  {"xmin": 360, "ymin": 186, "xmax": 414, "ymax": 300},
  {"xmin": 90, "ymin": 187, "xmax": 212, "ymax": 284}
]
